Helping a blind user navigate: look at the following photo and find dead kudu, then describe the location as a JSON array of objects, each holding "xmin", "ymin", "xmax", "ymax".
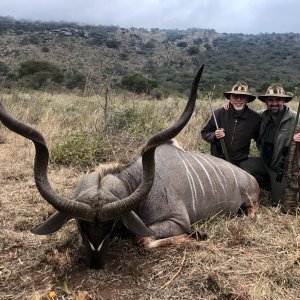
[{"xmin": 0, "ymin": 65, "xmax": 259, "ymax": 269}]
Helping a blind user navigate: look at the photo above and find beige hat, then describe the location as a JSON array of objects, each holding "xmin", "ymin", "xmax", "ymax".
[
  {"xmin": 223, "ymin": 82, "xmax": 256, "ymax": 102},
  {"xmin": 258, "ymin": 83, "xmax": 293, "ymax": 102}
]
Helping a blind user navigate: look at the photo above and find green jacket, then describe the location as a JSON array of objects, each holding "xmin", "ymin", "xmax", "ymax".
[{"xmin": 257, "ymin": 106, "xmax": 299, "ymax": 171}]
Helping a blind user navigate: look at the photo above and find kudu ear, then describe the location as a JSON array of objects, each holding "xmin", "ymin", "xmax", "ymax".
[
  {"xmin": 121, "ymin": 211, "xmax": 154, "ymax": 237},
  {"xmin": 31, "ymin": 211, "xmax": 71, "ymax": 235}
]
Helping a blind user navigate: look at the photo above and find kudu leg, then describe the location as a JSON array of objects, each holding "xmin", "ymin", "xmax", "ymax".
[{"xmin": 136, "ymin": 234, "xmax": 190, "ymax": 249}]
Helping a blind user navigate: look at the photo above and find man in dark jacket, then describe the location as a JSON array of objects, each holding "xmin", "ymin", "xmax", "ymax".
[
  {"xmin": 243, "ymin": 83, "xmax": 300, "ymax": 206},
  {"xmin": 201, "ymin": 82, "xmax": 261, "ymax": 166}
]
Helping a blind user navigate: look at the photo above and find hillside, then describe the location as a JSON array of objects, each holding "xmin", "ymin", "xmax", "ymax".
[{"xmin": 1, "ymin": 16, "xmax": 300, "ymax": 96}]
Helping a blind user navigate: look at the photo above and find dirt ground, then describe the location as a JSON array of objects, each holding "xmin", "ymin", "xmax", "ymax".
[{"xmin": 1, "ymin": 132, "xmax": 300, "ymax": 300}]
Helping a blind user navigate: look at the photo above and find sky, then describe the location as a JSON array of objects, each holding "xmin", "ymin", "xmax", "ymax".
[{"xmin": 0, "ymin": 0, "xmax": 299, "ymax": 34}]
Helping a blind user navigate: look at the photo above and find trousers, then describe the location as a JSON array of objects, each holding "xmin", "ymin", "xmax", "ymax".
[{"xmin": 238, "ymin": 157, "xmax": 287, "ymax": 205}]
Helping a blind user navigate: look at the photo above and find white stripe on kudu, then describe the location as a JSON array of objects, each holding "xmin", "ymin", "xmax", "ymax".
[
  {"xmin": 200, "ymin": 153, "xmax": 239, "ymax": 190},
  {"xmin": 176, "ymin": 149, "xmax": 198, "ymax": 212},
  {"xmin": 199, "ymin": 154, "xmax": 228, "ymax": 194},
  {"xmin": 180, "ymin": 151, "xmax": 216, "ymax": 199}
]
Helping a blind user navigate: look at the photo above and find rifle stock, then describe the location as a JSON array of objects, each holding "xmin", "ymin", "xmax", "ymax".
[
  {"xmin": 282, "ymin": 125, "xmax": 300, "ymax": 213},
  {"xmin": 276, "ymin": 97, "xmax": 300, "ymax": 182},
  {"xmin": 219, "ymin": 137, "xmax": 232, "ymax": 162}
]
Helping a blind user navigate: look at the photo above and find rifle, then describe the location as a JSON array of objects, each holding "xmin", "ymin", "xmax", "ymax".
[
  {"xmin": 207, "ymin": 86, "xmax": 232, "ymax": 163},
  {"xmin": 276, "ymin": 96, "xmax": 300, "ymax": 182}
]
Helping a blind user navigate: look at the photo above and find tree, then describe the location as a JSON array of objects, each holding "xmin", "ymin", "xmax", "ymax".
[
  {"xmin": 0, "ymin": 61, "xmax": 9, "ymax": 75},
  {"xmin": 17, "ymin": 60, "xmax": 64, "ymax": 89},
  {"xmin": 121, "ymin": 74, "xmax": 158, "ymax": 94},
  {"xmin": 106, "ymin": 39, "xmax": 120, "ymax": 49},
  {"xmin": 177, "ymin": 41, "xmax": 188, "ymax": 48},
  {"xmin": 65, "ymin": 69, "xmax": 86, "ymax": 90},
  {"xmin": 187, "ymin": 46, "xmax": 200, "ymax": 55}
]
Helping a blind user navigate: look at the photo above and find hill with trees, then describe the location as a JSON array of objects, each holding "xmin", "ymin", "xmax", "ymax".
[{"xmin": 1, "ymin": 16, "xmax": 300, "ymax": 98}]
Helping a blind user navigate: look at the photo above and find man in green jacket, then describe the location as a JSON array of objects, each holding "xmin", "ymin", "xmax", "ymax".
[
  {"xmin": 201, "ymin": 82, "xmax": 261, "ymax": 166},
  {"xmin": 243, "ymin": 83, "xmax": 300, "ymax": 206}
]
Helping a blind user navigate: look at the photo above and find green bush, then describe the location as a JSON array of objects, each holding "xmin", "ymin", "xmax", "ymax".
[
  {"xmin": 193, "ymin": 38, "xmax": 203, "ymax": 45},
  {"xmin": 177, "ymin": 41, "xmax": 188, "ymax": 48},
  {"xmin": 51, "ymin": 131, "xmax": 106, "ymax": 167},
  {"xmin": 188, "ymin": 46, "xmax": 200, "ymax": 55},
  {"xmin": 50, "ymin": 104, "xmax": 166, "ymax": 166},
  {"xmin": 106, "ymin": 39, "xmax": 120, "ymax": 49},
  {"xmin": 0, "ymin": 61, "xmax": 9, "ymax": 75},
  {"xmin": 17, "ymin": 60, "xmax": 64, "ymax": 89},
  {"xmin": 65, "ymin": 69, "xmax": 86, "ymax": 90},
  {"xmin": 166, "ymin": 30, "xmax": 184, "ymax": 42},
  {"xmin": 41, "ymin": 46, "xmax": 49, "ymax": 53},
  {"xmin": 121, "ymin": 74, "xmax": 158, "ymax": 94},
  {"xmin": 107, "ymin": 104, "xmax": 165, "ymax": 142},
  {"xmin": 120, "ymin": 52, "xmax": 129, "ymax": 60},
  {"xmin": 5, "ymin": 72, "xmax": 17, "ymax": 82},
  {"xmin": 143, "ymin": 41, "xmax": 156, "ymax": 49}
]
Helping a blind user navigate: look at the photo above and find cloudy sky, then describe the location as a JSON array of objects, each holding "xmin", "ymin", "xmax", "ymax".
[{"xmin": 0, "ymin": 0, "xmax": 299, "ymax": 34}]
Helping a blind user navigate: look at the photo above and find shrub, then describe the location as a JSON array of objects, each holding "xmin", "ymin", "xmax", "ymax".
[
  {"xmin": 143, "ymin": 41, "xmax": 156, "ymax": 49},
  {"xmin": 107, "ymin": 104, "xmax": 165, "ymax": 141},
  {"xmin": 88, "ymin": 36, "xmax": 105, "ymax": 46},
  {"xmin": 193, "ymin": 38, "xmax": 203, "ymax": 45},
  {"xmin": 51, "ymin": 131, "xmax": 106, "ymax": 167},
  {"xmin": 188, "ymin": 46, "xmax": 200, "ymax": 55},
  {"xmin": 0, "ymin": 61, "xmax": 9, "ymax": 75},
  {"xmin": 177, "ymin": 41, "xmax": 188, "ymax": 48},
  {"xmin": 65, "ymin": 69, "xmax": 86, "ymax": 90},
  {"xmin": 121, "ymin": 74, "xmax": 158, "ymax": 94},
  {"xmin": 5, "ymin": 72, "xmax": 17, "ymax": 81},
  {"xmin": 41, "ymin": 46, "xmax": 49, "ymax": 52},
  {"xmin": 120, "ymin": 52, "xmax": 129, "ymax": 60},
  {"xmin": 17, "ymin": 60, "xmax": 64, "ymax": 89},
  {"xmin": 166, "ymin": 30, "xmax": 184, "ymax": 42},
  {"xmin": 50, "ymin": 104, "xmax": 166, "ymax": 166},
  {"xmin": 106, "ymin": 39, "xmax": 120, "ymax": 49},
  {"xmin": 28, "ymin": 35, "xmax": 40, "ymax": 45}
]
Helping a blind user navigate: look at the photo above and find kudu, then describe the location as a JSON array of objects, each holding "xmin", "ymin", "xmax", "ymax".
[{"xmin": 0, "ymin": 65, "xmax": 260, "ymax": 269}]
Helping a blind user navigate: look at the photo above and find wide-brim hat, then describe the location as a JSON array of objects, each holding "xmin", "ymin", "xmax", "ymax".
[
  {"xmin": 223, "ymin": 81, "xmax": 256, "ymax": 102},
  {"xmin": 258, "ymin": 83, "xmax": 293, "ymax": 102}
]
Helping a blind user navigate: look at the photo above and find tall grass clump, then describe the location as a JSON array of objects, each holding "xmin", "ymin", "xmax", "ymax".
[
  {"xmin": 50, "ymin": 130, "xmax": 107, "ymax": 167},
  {"xmin": 107, "ymin": 103, "xmax": 165, "ymax": 141},
  {"xmin": 50, "ymin": 101, "xmax": 169, "ymax": 167}
]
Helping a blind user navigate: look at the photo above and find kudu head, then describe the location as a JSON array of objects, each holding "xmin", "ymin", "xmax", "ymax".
[{"xmin": 0, "ymin": 65, "xmax": 204, "ymax": 269}]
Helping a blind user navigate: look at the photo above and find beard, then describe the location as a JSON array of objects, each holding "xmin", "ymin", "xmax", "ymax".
[
  {"xmin": 269, "ymin": 106, "xmax": 283, "ymax": 115},
  {"xmin": 233, "ymin": 104, "xmax": 245, "ymax": 111}
]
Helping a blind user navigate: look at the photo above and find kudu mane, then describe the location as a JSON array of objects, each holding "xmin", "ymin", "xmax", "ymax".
[{"xmin": 93, "ymin": 162, "xmax": 125, "ymax": 179}]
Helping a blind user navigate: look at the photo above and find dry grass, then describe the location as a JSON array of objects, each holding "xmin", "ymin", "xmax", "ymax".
[{"xmin": 1, "ymin": 91, "xmax": 300, "ymax": 299}]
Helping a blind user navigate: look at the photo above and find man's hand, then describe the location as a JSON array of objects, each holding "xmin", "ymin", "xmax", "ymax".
[
  {"xmin": 215, "ymin": 128, "xmax": 225, "ymax": 139},
  {"xmin": 223, "ymin": 100, "xmax": 230, "ymax": 110},
  {"xmin": 293, "ymin": 132, "xmax": 300, "ymax": 142}
]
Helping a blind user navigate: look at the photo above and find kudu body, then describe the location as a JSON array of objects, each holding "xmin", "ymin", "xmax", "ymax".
[{"xmin": 0, "ymin": 66, "xmax": 259, "ymax": 269}]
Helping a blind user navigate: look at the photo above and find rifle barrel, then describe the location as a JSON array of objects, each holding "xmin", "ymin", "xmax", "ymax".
[
  {"xmin": 207, "ymin": 89, "xmax": 232, "ymax": 163},
  {"xmin": 276, "ymin": 97, "xmax": 300, "ymax": 182}
]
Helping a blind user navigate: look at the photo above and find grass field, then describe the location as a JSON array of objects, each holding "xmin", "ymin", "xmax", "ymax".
[{"xmin": 0, "ymin": 90, "xmax": 299, "ymax": 299}]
